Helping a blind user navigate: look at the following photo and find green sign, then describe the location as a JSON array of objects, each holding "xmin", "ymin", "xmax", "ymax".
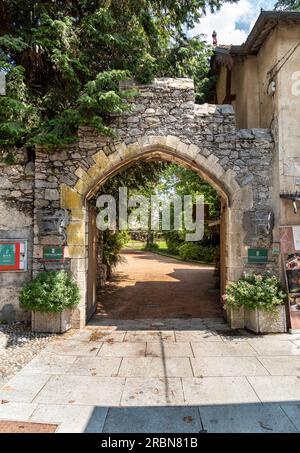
[
  {"xmin": 43, "ymin": 246, "xmax": 64, "ymax": 261},
  {"xmin": 0, "ymin": 244, "xmax": 16, "ymax": 266},
  {"xmin": 248, "ymin": 248, "xmax": 268, "ymax": 264}
]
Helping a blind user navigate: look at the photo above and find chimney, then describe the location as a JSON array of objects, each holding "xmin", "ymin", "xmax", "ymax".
[{"xmin": 212, "ymin": 30, "xmax": 217, "ymax": 46}]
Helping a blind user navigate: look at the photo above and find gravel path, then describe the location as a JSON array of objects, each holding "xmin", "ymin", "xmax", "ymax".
[
  {"xmin": 95, "ymin": 249, "xmax": 222, "ymax": 320},
  {"xmin": 0, "ymin": 323, "xmax": 57, "ymax": 387}
]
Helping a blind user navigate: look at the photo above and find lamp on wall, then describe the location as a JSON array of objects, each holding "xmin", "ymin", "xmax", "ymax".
[{"xmin": 280, "ymin": 192, "xmax": 300, "ymax": 214}]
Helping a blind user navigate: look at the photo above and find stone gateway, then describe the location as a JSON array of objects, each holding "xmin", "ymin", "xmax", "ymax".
[{"xmin": 0, "ymin": 78, "xmax": 275, "ymax": 326}]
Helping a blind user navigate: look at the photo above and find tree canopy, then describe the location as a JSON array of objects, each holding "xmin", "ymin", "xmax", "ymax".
[
  {"xmin": 275, "ymin": 0, "xmax": 300, "ymax": 10},
  {"xmin": 0, "ymin": 0, "xmax": 236, "ymax": 149}
]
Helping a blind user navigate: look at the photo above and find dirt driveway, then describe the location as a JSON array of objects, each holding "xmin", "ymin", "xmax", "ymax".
[{"xmin": 94, "ymin": 249, "xmax": 222, "ymax": 320}]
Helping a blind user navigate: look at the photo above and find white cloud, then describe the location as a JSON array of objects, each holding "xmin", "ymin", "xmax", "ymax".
[{"xmin": 190, "ymin": 0, "xmax": 276, "ymax": 46}]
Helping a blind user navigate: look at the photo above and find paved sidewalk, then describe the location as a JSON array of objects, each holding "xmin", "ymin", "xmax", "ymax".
[{"xmin": 1, "ymin": 318, "xmax": 300, "ymax": 433}]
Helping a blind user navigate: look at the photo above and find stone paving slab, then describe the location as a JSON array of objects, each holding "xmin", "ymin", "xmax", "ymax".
[
  {"xmin": 67, "ymin": 357, "xmax": 122, "ymax": 377},
  {"xmin": 146, "ymin": 342, "xmax": 193, "ymax": 357},
  {"xmin": 280, "ymin": 404, "xmax": 300, "ymax": 431},
  {"xmin": 0, "ymin": 402, "xmax": 37, "ymax": 421},
  {"xmin": 103, "ymin": 406, "xmax": 202, "ymax": 433},
  {"xmin": 45, "ymin": 340, "xmax": 103, "ymax": 356},
  {"xmin": 2, "ymin": 319, "xmax": 300, "ymax": 432},
  {"xmin": 191, "ymin": 341, "xmax": 257, "ymax": 357},
  {"xmin": 248, "ymin": 376, "xmax": 300, "ymax": 403},
  {"xmin": 258, "ymin": 356, "xmax": 300, "ymax": 376},
  {"xmin": 191, "ymin": 356, "xmax": 269, "ymax": 377},
  {"xmin": 30, "ymin": 404, "xmax": 108, "ymax": 433},
  {"xmin": 121, "ymin": 377, "xmax": 184, "ymax": 406},
  {"xmin": 33, "ymin": 375, "xmax": 125, "ymax": 406},
  {"xmin": 98, "ymin": 342, "xmax": 146, "ymax": 357},
  {"xmin": 70, "ymin": 330, "xmax": 126, "ymax": 343},
  {"xmin": 175, "ymin": 330, "xmax": 223, "ymax": 342},
  {"xmin": 199, "ymin": 403, "xmax": 298, "ymax": 433},
  {"xmin": 21, "ymin": 353, "xmax": 77, "ymax": 375},
  {"xmin": 118, "ymin": 357, "xmax": 193, "ymax": 377},
  {"xmin": 248, "ymin": 340, "xmax": 300, "ymax": 356},
  {"xmin": 124, "ymin": 331, "xmax": 176, "ymax": 342},
  {"xmin": 182, "ymin": 377, "xmax": 260, "ymax": 405},
  {"xmin": 0, "ymin": 373, "xmax": 50, "ymax": 403}
]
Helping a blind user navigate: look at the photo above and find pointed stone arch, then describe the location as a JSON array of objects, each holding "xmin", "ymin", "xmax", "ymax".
[{"xmin": 60, "ymin": 135, "xmax": 253, "ymax": 327}]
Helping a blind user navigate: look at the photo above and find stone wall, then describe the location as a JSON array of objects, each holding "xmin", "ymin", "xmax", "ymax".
[
  {"xmin": 0, "ymin": 149, "xmax": 34, "ymax": 322},
  {"xmin": 0, "ymin": 78, "xmax": 276, "ymax": 324}
]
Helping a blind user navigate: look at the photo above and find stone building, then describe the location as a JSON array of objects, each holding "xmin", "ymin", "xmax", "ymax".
[
  {"xmin": 214, "ymin": 10, "xmax": 300, "ymax": 236},
  {"xmin": 1, "ymin": 10, "xmax": 299, "ymax": 328}
]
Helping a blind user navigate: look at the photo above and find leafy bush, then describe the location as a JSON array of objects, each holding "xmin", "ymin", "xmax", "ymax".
[
  {"xmin": 178, "ymin": 243, "xmax": 217, "ymax": 263},
  {"xmin": 143, "ymin": 242, "xmax": 159, "ymax": 252},
  {"xmin": 178, "ymin": 243, "xmax": 201, "ymax": 261},
  {"xmin": 224, "ymin": 274, "xmax": 287, "ymax": 312},
  {"xmin": 102, "ymin": 230, "xmax": 129, "ymax": 269},
  {"xmin": 164, "ymin": 232, "xmax": 183, "ymax": 255},
  {"xmin": 20, "ymin": 271, "xmax": 80, "ymax": 313}
]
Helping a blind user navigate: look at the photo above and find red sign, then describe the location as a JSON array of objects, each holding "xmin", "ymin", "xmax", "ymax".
[{"xmin": 0, "ymin": 241, "xmax": 20, "ymax": 271}]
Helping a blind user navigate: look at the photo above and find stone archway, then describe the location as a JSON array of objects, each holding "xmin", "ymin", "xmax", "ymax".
[
  {"xmin": 26, "ymin": 78, "xmax": 274, "ymax": 329},
  {"xmin": 59, "ymin": 136, "xmax": 251, "ymax": 327},
  {"xmin": 0, "ymin": 78, "xmax": 275, "ymax": 325}
]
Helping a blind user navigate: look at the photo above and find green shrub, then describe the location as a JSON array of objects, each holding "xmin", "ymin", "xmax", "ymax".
[
  {"xmin": 164, "ymin": 231, "xmax": 183, "ymax": 255},
  {"xmin": 178, "ymin": 243, "xmax": 217, "ymax": 263},
  {"xmin": 20, "ymin": 271, "xmax": 80, "ymax": 313},
  {"xmin": 143, "ymin": 242, "xmax": 159, "ymax": 252},
  {"xmin": 178, "ymin": 243, "xmax": 201, "ymax": 261},
  {"xmin": 225, "ymin": 274, "xmax": 287, "ymax": 312},
  {"xmin": 102, "ymin": 230, "xmax": 129, "ymax": 268}
]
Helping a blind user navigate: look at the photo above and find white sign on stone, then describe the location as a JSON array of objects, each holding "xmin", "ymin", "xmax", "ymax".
[{"xmin": 0, "ymin": 72, "xmax": 6, "ymax": 95}]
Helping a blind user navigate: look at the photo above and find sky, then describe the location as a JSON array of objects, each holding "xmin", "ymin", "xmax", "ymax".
[{"xmin": 191, "ymin": 0, "xmax": 277, "ymax": 45}]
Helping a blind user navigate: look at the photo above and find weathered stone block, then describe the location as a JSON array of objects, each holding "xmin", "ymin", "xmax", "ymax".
[
  {"xmin": 45, "ymin": 189, "xmax": 59, "ymax": 201},
  {"xmin": 244, "ymin": 306, "xmax": 287, "ymax": 334},
  {"xmin": 60, "ymin": 185, "xmax": 83, "ymax": 210},
  {"xmin": 227, "ymin": 307, "xmax": 245, "ymax": 329}
]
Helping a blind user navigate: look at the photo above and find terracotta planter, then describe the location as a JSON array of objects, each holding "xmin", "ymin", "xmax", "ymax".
[
  {"xmin": 227, "ymin": 307, "xmax": 245, "ymax": 329},
  {"xmin": 32, "ymin": 310, "xmax": 72, "ymax": 333},
  {"xmin": 245, "ymin": 306, "xmax": 287, "ymax": 334}
]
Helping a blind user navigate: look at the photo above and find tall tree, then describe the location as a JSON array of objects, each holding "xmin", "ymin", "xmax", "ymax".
[
  {"xmin": 275, "ymin": 1, "xmax": 300, "ymax": 9},
  {"xmin": 0, "ymin": 0, "xmax": 237, "ymax": 149}
]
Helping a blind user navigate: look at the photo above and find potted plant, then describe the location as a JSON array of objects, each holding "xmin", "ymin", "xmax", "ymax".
[
  {"xmin": 20, "ymin": 270, "xmax": 80, "ymax": 333},
  {"xmin": 224, "ymin": 274, "xmax": 288, "ymax": 333}
]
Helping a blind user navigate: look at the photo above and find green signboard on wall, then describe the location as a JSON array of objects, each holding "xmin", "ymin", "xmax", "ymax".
[
  {"xmin": 0, "ymin": 243, "xmax": 16, "ymax": 266},
  {"xmin": 43, "ymin": 246, "xmax": 64, "ymax": 261},
  {"xmin": 248, "ymin": 248, "xmax": 268, "ymax": 264}
]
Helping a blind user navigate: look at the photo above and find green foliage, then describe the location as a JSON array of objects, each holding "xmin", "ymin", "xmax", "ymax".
[
  {"xmin": 102, "ymin": 230, "xmax": 129, "ymax": 269},
  {"xmin": 165, "ymin": 232, "xmax": 183, "ymax": 255},
  {"xmin": 225, "ymin": 274, "xmax": 288, "ymax": 312},
  {"xmin": 157, "ymin": 163, "xmax": 220, "ymax": 219},
  {"xmin": 275, "ymin": 0, "xmax": 300, "ymax": 10},
  {"xmin": 0, "ymin": 0, "xmax": 236, "ymax": 149},
  {"xmin": 143, "ymin": 242, "xmax": 160, "ymax": 252},
  {"xmin": 178, "ymin": 242, "xmax": 217, "ymax": 262},
  {"xmin": 3, "ymin": 151, "xmax": 16, "ymax": 165},
  {"xmin": 20, "ymin": 270, "xmax": 80, "ymax": 313}
]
